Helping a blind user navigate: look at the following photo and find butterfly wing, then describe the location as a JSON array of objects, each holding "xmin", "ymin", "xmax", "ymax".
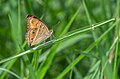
[
  {"xmin": 31, "ymin": 23, "xmax": 53, "ymax": 46},
  {"xmin": 26, "ymin": 15, "xmax": 53, "ymax": 46},
  {"xmin": 26, "ymin": 28, "xmax": 38, "ymax": 46},
  {"xmin": 26, "ymin": 15, "xmax": 42, "ymax": 46},
  {"xmin": 26, "ymin": 15, "xmax": 42, "ymax": 28}
]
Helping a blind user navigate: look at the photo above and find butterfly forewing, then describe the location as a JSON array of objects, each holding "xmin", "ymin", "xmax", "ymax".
[
  {"xmin": 26, "ymin": 15, "xmax": 53, "ymax": 46},
  {"xmin": 27, "ymin": 15, "xmax": 42, "ymax": 28}
]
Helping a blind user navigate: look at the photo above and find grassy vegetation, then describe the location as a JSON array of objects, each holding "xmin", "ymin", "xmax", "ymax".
[{"xmin": 0, "ymin": 0, "xmax": 120, "ymax": 79}]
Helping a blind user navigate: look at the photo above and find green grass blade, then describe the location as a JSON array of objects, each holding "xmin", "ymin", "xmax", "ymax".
[
  {"xmin": 36, "ymin": 4, "xmax": 82, "ymax": 79},
  {"xmin": 113, "ymin": 0, "xmax": 120, "ymax": 78},
  {"xmin": 37, "ymin": 43, "xmax": 59, "ymax": 79},
  {"xmin": 1, "ymin": 0, "xmax": 119, "ymax": 79},
  {"xmin": 18, "ymin": 0, "xmax": 22, "ymax": 45},
  {"xmin": 56, "ymin": 19, "xmax": 117, "ymax": 79},
  {"xmin": 0, "ymin": 68, "xmax": 21, "ymax": 79},
  {"xmin": 60, "ymin": 5, "xmax": 81, "ymax": 36},
  {"xmin": 0, "ymin": 18, "xmax": 115, "ymax": 64},
  {"xmin": 24, "ymin": 0, "xmax": 33, "ymax": 14}
]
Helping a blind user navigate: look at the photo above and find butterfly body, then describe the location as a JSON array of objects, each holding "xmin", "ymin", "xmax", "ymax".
[{"xmin": 26, "ymin": 15, "xmax": 53, "ymax": 46}]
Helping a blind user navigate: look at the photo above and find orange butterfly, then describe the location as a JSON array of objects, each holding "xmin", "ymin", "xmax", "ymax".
[{"xmin": 26, "ymin": 15, "xmax": 53, "ymax": 46}]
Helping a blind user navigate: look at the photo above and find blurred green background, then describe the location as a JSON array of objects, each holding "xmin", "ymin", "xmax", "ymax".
[{"xmin": 0, "ymin": 0, "xmax": 120, "ymax": 79}]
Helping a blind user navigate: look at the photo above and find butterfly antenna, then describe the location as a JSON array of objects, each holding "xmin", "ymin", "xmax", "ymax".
[
  {"xmin": 50, "ymin": 34, "xmax": 56, "ymax": 40},
  {"xmin": 53, "ymin": 21, "xmax": 61, "ymax": 28},
  {"xmin": 50, "ymin": 21, "xmax": 60, "ymax": 40},
  {"xmin": 40, "ymin": 14, "xmax": 44, "ymax": 20},
  {"xmin": 48, "ymin": 20, "xmax": 60, "ymax": 40},
  {"xmin": 43, "ymin": 40, "xmax": 46, "ymax": 44}
]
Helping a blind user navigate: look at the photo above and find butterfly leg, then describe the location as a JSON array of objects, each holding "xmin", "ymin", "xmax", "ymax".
[
  {"xmin": 43, "ymin": 40, "xmax": 46, "ymax": 43},
  {"xmin": 51, "ymin": 34, "xmax": 56, "ymax": 40}
]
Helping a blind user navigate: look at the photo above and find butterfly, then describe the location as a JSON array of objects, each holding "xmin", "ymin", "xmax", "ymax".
[{"xmin": 26, "ymin": 15, "xmax": 53, "ymax": 46}]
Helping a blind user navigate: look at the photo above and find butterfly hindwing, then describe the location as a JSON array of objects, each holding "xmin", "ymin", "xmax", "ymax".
[{"xmin": 31, "ymin": 24, "xmax": 53, "ymax": 46}]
